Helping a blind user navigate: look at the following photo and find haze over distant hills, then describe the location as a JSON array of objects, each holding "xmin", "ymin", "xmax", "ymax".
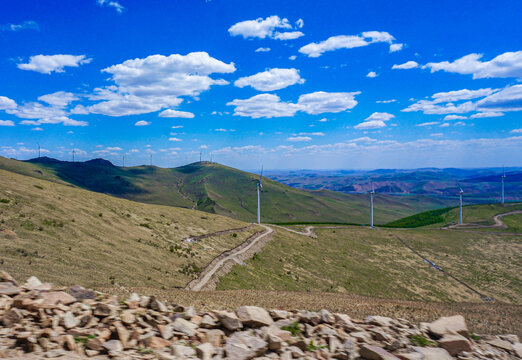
[
  {"xmin": 265, "ymin": 168, "xmax": 522, "ymax": 202},
  {"xmin": 0, "ymin": 156, "xmax": 453, "ymax": 224}
]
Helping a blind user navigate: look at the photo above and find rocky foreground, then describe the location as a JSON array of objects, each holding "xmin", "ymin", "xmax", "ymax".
[{"xmin": 0, "ymin": 273, "xmax": 521, "ymax": 360}]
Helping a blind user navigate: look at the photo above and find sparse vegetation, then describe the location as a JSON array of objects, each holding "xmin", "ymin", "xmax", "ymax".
[
  {"xmin": 410, "ymin": 334, "xmax": 437, "ymax": 347},
  {"xmin": 282, "ymin": 322, "xmax": 302, "ymax": 336}
]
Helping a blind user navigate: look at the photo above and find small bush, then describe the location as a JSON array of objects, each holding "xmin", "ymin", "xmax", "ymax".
[
  {"xmin": 470, "ymin": 333, "xmax": 481, "ymax": 341},
  {"xmin": 307, "ymin": 341, "xmax": 326, "ymax": 351},
  {"xmin": 0, "ymin": 199, "xmax": 9, "ymax": 204},
  {"xmin": 232, "ymin": 233, "xmax": 238, "ymax": 237},
  {"xmin": 140, "ymin": 223, "xmax": 152, "ymax": 229},
  {"xmin": 33, "ymin": 185, "xmax": 43, "ymax": 190},
  {"xmin": 282, "ymin": 322, "xmax": 301, "ymax": 336},
  {"xmin": 410, "ymin": 334, "xmax": 437, "ymax": 347},
  {"xmin": 98, "ymin": 213, "xmax": 103, "ymax": 217}
]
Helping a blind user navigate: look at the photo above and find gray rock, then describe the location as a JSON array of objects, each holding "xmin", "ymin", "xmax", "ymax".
[
  {"xmin": 44, "ymin": 349, "xmax": 66, "ymax": 358},
  {"xmin": 412, "ymin": 347, "xmax": 453, "ymax": 360},
  {"xmin": 225, "ymin": 332, "xmax": 268, "ymax": 360},
  {"xmin": 196, "ymin": 342, "xmax": 215, "ymax": 360},
  {"xmin": 200, "ymin": 314, "xmax": 218, "ymax": 328},
  {"xmin": 359, "ymin": 344, "xmax": 400, "ymax": 360},
  {"xmin": 439, "ymin": 333, "xmax": 472, "ymax": 356},
  {"xmin": 103, "ymin": 339, "xmax": 123, "ymax": 355},
  {"xmin": 236, "ymin": 306, "xmax": 274, "ymax": 327},
  {"xmin": 62, "ymin": 311, "xmax": 79, "ymax": 329},
  {"xmin": 172, "ymin": 317, "xmax": 198, "ymax": 336},
  {"xmin": 173, "ymin": 344, "xmax": 197, "ymax": 357},
  {"xmin": 428, "ymin": 315, "xmax": 468, "ymax": 338},
  {"xmin": 320, "ymin": 309, "xmax": 335, "ymax": 324},
  {"xmin": 216, "ymin": 311, "xmax": 243, "ymax": 331},
  {"xmin": 149, "ymin": 296, "xmax": 168, "ymax": 312}
]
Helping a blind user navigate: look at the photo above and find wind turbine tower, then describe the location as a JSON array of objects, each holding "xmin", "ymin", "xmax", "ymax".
[
  {"xmin": 256, "ymin": 166, "xmax": 263, "ymax": 224},
  {"xmin": 72, "ymin": 149, "xmax": 75, "ymax": 162},
  {"xmin": 459, "ymin": 186, "xmax": 464, "ymax": 225},
  {"xmin": 501, "ymin": 166, "xmax": 506, "ymax": 205},
  {"xmin": 370, "ymin": 183, "xmax": 375, "ymax": 228},
  {"xmin": 37, "ymin": 143, "xmax": 41, "ymax": 158}
]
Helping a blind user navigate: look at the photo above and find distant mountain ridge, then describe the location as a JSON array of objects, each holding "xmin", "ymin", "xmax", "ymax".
[
  {"xmin": 0, "ymin": 156, "xmax": 453, "ymax": 224},
  {"xmin": 265, "ymin": 167, "xmax": 522, "ymax": 201}
]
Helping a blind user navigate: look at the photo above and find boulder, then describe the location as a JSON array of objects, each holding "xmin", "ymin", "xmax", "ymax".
[
  {"xmin": 145, "ymin": 336, "xmax": 170, "ymax": 349},
  {"xmin": 360, "ymin": 344, "xmax": 400, "ymax": 360},
  {"xmin": 39, "ymin": 291, "xmax": 76, "ymax": 307},
  {"xmin": 196, "ymin": 342, "xmax": 215, "ymax": 360},
  {"xmin": 438, "ymin": 333, "xmax": 472, "ymax": 356},
  {"xmin": 236, "ymin": 306, "xmax": 274, "ymax": 327},
  {"xmin": 225, "ymin": 332, "xmax": 268, "ymax": 360},
  {"xmin": 93, "ymin": 303, "xmax": 117, "ymax": 317},
  {"xmin": 365, "ymin": 316, "xmax": 393, "ymax": 327},
  {"xmin": 0, "ymin": 283, "xmax": 22, "ymax": 296},
  {"xmin": 157, "ymin": 324, "xmax": 173, "ymax": 340},
  {"xmin": 428, "ymin": 315, "xmax": 468, "ymax": 338},
  {"xmin": 24, "ymin": 276, "xmax": 43, "ymax": 289},
  {"xmin": 172, "ymin": 317, "xmax": 198, "ymax": 336},
  {"xmin": 62, "ymin": 312, "xmax": 80, "ymax": 329},
  {"xmin": 216, "ymin": 311, "xmax": 243, "ymax": 331},
  {"xmin": 69, "ymin": 285, "xmax": 95, "ymax": 300},
  {"xmin": 102, "ymin": 340, "xmax": 122, "ymax": 356},
  {"xmin": 2, "ymin": 308, "xmax": 22, "ymax": 327},
  {"xmin": 412, "ymin": 347, "xmax": 453, "ymax": 360},
  {"xmin": 486, "ymin": 338, "xmax": 513, "ymax": 352},
  {"xmin": 149, "ymin": 296, "xmax": 168, "ymax": 312}
]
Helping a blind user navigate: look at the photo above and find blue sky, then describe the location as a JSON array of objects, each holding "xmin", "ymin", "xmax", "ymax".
[{"xmin": 0, "ymin": 0, "xmax": 521, "ymax": 170}]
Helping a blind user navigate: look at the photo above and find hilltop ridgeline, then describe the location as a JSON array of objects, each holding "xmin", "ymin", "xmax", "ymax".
[
  {"xmin": 1, "ymin": 273, "xmax": 521, "ymax": 360},
  {"xmin": 0, "ymin": 156, "xmax": 452, "ymax": 224}
]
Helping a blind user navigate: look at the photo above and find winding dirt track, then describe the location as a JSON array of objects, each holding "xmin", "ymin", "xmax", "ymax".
[
  {"xmin": 188, "ymin": 225, "xmax": 274, "ymax": 291},
  {"xmin": 444, "ymin": 210, "xmax": 522, "ymax": 230}
]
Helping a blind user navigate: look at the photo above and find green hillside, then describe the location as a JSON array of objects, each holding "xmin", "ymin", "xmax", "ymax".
[
  {"xmin": 0, "ymin": 168, "xmax": 259, "ymax": 289},
  {"xmin": 385, "ymin": 203, "xmax": 522, "ymax": 229},
  {"xmin": 0, "ymin": 156, "xmax": 452, "ymax": 224}
]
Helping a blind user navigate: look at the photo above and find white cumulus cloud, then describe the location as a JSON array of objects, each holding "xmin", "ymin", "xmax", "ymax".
[
  {"xmin": 88, "ymin": 52, "xmax": 235, "ymax": 116},
  {"xmin": 255, "ymin": 47, "xmax": 271, "ymax": 53},
  {"xmin": 159, "ymin": 109, "xmax": 195, "ymax": 118},
  {"xmin": 234, "ymin": 68, "xmax": 304, "ymax": 91},
  {"xmin": 17, "ymin": 55, "xmax": 92, "ymax": 74},
  {"xmin": 354, "ymin": 120, "xmax": 386, "ymax": 130},
  {"xmin": 135, "ymin": 120, "xmax": 150, "ymax": 126},
  {"xmin": 299, "ymin": 31, "xmax": 396, "ymax": 57},
  {"xmin": 38, "ymin": 91, "xmax": 79, "ymax": 108},
  {"xmin": 443, "ymin": 115, "xmax": 467, "ymax": 121},
  {"xmin": 0, "ymin": 120, "xmax": 15, "ymax": 126},
  {"xmin": 392, "ymin": 61, "xmax": 418, "ymax": 70},
  {"xmin": 287, "ymin": 136, "xmax": 312, "ymax": 142},
  {"xmin": 227, "ymin": 94, "xmax": 302, "ymax": 118},
  {"xmin": 297, "ymin": 91, "xmax": 360, "ymax": 115},
  {"xmin": 0, "ymin": 96, "xmax": 17, "ymax": 110},
  {"xmin": 366, "ymin": 71, "xmax": 377, "ymax": 78},
  {"xmin": 273, "ymin": 31, "xmax": 304, "ymax": 40},
  {"xmin": 389, "ymin": 43, "xmax": 403, "ymax": 53},
  {"xmin": 423, "ymin": 51, "xmax": 522, "ymax": 79},
  {"xmin": 228, "ymin": 15, "xmax": 292, "ymax": 39},
  {"xmin": 97, "ymin": 0, "xmax": 124, "ymax": 13}
]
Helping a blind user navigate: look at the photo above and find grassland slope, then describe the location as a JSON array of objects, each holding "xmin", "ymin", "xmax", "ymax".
[
  {"xmin": 0, "ymin": 156, "xmax": 452, "ymax": 224},
  {"xmin": 0, "ymin": 169, "xmax": 261, "ymax": 289}
]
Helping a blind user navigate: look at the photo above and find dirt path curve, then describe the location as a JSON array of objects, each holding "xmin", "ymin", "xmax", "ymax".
[
  {"xmin": 187, "ymin": 225, "xmax": 274, "ymax": 291},
  {"xmin": 444, "ymin": 210, "xmax": 522, "ymax": 231},
  {"xmin": 272, "ymin": 225, "xmax": 317, "ymax": 238}
]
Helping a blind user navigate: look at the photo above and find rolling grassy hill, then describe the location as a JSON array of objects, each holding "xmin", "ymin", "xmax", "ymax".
[
  {"xmin": 385, "ymin": 203, "xmax": 522, "ymax": 229},
  {"xmin": 0, "ymin": 156, "xmax": 453, "ymax": 224},
  {"xmin": 0, "ymin": 168, "xmax": 262, "ymax": 289},
  {"xmin": 218, "ymin": 223, "xmax": 522, "ymax": 304}
]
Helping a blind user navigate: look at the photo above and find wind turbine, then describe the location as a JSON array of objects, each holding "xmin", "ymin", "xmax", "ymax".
[
  {"xmin": 37, "ymin": 143, "xmax": 41, "ymax": 158},
  {"xmin": 501, "ymin": 165, "xmax": 506, "ymax": 205},
  {"xmin": 256, "ymin": 166, "xmax": 263, "ymax": 224},
  {"xmin": 369, "ymin": 182, "xmax": 375, "ymax": 228},
  {"xmin": 459, "ymin": 185, "xmax": 464, "ymax": 225}
]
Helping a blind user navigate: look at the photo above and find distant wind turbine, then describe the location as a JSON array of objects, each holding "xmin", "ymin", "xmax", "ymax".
[
  {"xmin": 369, "ymin": 182, "xmax": 375, "ymax": 228},
  {"xmin": 72, "ymin": 149, "xmax": 76, "ymax": 162},
  {"xmin": 459, "ymin": 185, "xmax": 464, "ymax": 225},
  {"xmin": 256, "ymin": 166, "xmax": 263, "ymax": 224},
  {"xmin": 37, "ymin": 143, "xmax": 40, "ymax": 158},
  {"xmin": 501, "ymin": 165, "xmax": 506, "ymax": 205}
]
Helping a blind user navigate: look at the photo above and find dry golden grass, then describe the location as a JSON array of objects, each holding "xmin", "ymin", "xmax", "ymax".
[
  {"xmin": 101, "ymin": 287, "xmax": 522, "ymax": 338},
  {"xmin": 0, "ymin": 169, "xmax": 260, "ymax": 289},
  {"xmin": 218, "ymin": 227, "xmax": 521, "ymax": 304}
]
